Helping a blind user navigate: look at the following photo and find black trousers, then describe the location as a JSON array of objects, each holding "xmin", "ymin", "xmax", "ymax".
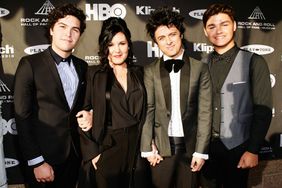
[
  {"xmin": 25, "ymin": 146, "xmax": 81, "ymax": 188},
  {"xmin": 96, "ymin": 126, "xmax": 152, "ymax": 188},
  {"xmin": 150, "ymin": 152, "xmax": 198, "ymax": 188},
  {"xmin": 200, "ymin": 138, "xmax": 249, "ymax": 188}
]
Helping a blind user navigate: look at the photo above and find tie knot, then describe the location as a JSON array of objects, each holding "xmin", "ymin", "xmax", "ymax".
[{"xmin": 164, "ymin": 59, "xmax": 184, "ymax": 73}]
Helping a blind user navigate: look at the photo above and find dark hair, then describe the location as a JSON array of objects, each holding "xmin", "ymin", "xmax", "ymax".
[
  {"xmin": 146, "ymin": 6, "xmax": 185, "ymax": 43},
  {"xmin": 47, "ymin": 3, "xmax": 86, "ymax": 35},
  {"xmin": 98, "ymin": 17, "xmax": 133, "ymax": 65},
  {"xmin": 203, "ymin": 3, "xmax": 235, "ymax": 27}
]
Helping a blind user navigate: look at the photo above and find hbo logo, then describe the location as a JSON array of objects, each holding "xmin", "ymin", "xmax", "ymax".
[{"xmin": 86, "ymin": 3, "xmax": 127, "ymax": 21}]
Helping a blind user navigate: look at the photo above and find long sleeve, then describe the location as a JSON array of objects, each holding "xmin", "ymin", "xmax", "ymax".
[
  {"xmin": 248, "ymin": 54, "xmax": 272, "ymax": 154},
  {"xmin": 195, "ymin": 63, "xmax": 212, "ymax": 154},
  {"xmin": 14, "ymin": 57, "xmax": 42, "ymax": 161},
  {"xmin": 140, "ymin": 63, "xmax": 155, "ymax": 153}
]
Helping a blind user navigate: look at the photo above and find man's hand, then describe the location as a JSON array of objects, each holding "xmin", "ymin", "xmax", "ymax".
[
  {"xmin": 91, "ymin": 154, "xmax": 101, "ymax": 170},
  {"xmin": 146, "ymin": 143, "xmax": 163, "ymax": 166},
  {"xmin": 146, "ymin": 153, "xmax": 163, "ymax": 166},
  {"xmin": 190, "ymin": 156, "xmax": 205, "ymax": 172},
  {"xmin": 237, "ymin": 151, "xmax": 258, "ymax": 169},
  {"xmin": 76, "ymin": 110, "xmax": 93, "ymax": 131},
  {"xmin": 34, "ymin": 162, "xmax": 54, "ymax": 182}
]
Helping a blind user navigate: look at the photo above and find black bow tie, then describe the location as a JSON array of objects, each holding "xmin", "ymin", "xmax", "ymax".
[{"xmin": 164, "ymin": 59, "xmax": 184, "ymax": 73}]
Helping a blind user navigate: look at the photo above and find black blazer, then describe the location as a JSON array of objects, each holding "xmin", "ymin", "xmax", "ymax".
[
  {"xmin": 14, "ymin": 49, "xmax": 88, "ymax": 165},
  {"xmin": 79, "ymin": 64, "xmax": 147, "ymax": 163}
]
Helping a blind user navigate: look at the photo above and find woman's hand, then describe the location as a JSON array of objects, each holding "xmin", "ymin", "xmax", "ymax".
[{"xmin": 76, "ymin": 110, "xmax": 93, "ymax": 131}]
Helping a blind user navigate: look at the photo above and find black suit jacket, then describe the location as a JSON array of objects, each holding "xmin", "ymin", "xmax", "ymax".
[{"xmin": 14, "ymin": 49, "xmax": 88, "ymax": 165}]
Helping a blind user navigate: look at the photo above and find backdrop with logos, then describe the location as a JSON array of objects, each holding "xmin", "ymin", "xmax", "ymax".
[{"xmin": 0, "ymin": 0, "xmax": 281, "ymax": 184}]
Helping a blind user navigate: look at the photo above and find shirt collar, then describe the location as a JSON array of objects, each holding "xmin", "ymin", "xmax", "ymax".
[
  {"xmin": 163, "ymin": 49, "xmax": 184, "ymax": 61},
  {"xmin": 211, "ymin": 44, "xmax": 237, "ymax": 63},
  {"xmin": 49, "ymin": 47, "xmax": 72, "ymax": 65}
]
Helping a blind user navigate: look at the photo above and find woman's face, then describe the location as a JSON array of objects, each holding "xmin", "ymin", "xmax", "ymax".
[{"xmin": 108, "ymin": 32, "xmax": 129, "ymax": 65}]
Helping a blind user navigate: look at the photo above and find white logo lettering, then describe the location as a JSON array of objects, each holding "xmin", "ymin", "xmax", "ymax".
[
  {"xmin": 136, "ymin": 6, "xmax": 154, "ymax": 15},
  {"xmin": 86, "ymin": 4, "xmax": 126, "ymax": 21},
  {"xmin": 5, "ymin": 158, "xmax": 20, "ymax": 168},
  {"xmin": 0, "ymin": 7, "xmax": 10, "ymax": 17},
  {"xmin": 189, "ymin": 9, "xmax": 206, "ymax": 20},
  {"xmin": 240, "ymin": 44, "xmax": 274, "ymax": 55},
  {"xmin": 193, "ymin": 43, "xmax": 214, "ymax": 53},
  {"xmin": 24, "ymin": 44, "xmax": 50, "ymax": 55},
  {"xmin": 147, "ymin": 41, "xmax": 162, "ymax": 58}
]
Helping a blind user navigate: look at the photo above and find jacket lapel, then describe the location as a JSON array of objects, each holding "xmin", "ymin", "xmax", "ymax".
[
  {"xmin": 180, "ymin": 54, "xmax": 190, "ymax": 115},
  {"xmin": 71, "ymin": 59, "xmax": 85, "ymax": 110},
  {"xmin": 43, "ymin": 50, "xmax": 69, "ymax": 108},
  {"xmin": 160, "ymin": 58, "xmax": 171, "ymax": 112},
  {"xmin": 93, "ymin": 68, "xmax": 108, "ymax": 142}
]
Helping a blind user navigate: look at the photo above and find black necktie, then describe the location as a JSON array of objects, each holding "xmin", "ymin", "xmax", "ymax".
[{"xmin": 164, "ymin": 59, "xmax": 184, "ymax": 73}]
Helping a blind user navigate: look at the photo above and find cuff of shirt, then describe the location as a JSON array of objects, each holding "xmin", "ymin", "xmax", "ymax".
[
  {"xmin": 28, "ymin": 156, "xmax": 44, "ymax": 167},
  {"xmin": 193, "ymin": 152, "xmax": 209, "ymax": 160},
  {"xmin": 141, "ymin": 151, "xmax": 158, "ymax": 158}
]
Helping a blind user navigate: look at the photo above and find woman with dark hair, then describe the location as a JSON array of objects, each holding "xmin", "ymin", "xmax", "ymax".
[{"xmin": 77, "ymin": 17, "xmax": 149, "ymax": 188}]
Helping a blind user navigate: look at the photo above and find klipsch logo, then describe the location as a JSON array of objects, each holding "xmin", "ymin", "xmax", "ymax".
[
  {"xmin": 240, "ymin": 44, "xmax": 274, "ymax": 55},
  {"xmin": 189, "ymin": 9, "xmax": 206, "ymax": 20},
  {"xmin": 193, "ymin": 43, "xmax": 213, "ymax": 54},
  {"xmin": 24, "ymin": 44, "xmax": 50, "ymax": 55},
  {"xmin": 136, "ymin": 6, "xmax": 155, "ymax": 15},
  {"xmin": 21, "ymin": 0, "xmax": 54, "ymax": 27},
  {"xmin": 86, "ymin": 3, "xmax": 127, "ymax": 21},
  {"xmin": 237, "ymin": 6, "xmax": 275, "ymax": 30},
  {"xmin": 0, "ymin": 7, "xmax": 10, "ymax": 17},
  {"xmin": 0, "ymin": 44, "xmax": 15, "ymax": 59},
  {"xmin": 136, "ymin": 6, "xmax": 179, "ymax": 15}
]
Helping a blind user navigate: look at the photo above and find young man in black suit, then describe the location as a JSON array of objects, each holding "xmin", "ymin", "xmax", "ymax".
[
  {"xmin": 200, "ymin": 3, "xmax": 272, "ymax": 188},
  {"xmin": 14, "ymin": 3, "xmax": 87, "ymax": 188}
]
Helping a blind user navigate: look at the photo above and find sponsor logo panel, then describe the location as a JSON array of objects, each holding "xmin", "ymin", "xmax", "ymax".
[
  {"xmin": 0, "ymin": 7, "xmax": 10, "ymax": 17},
  {"xmin": 5, "ymin": 158, "xmax": 20, "ymax": 168},
  {"xmin": 21, "ymin": 0, "xmax": 54, "ymax": 27},
  {"xmin": 24, "ymin": 44, "xmax": 50, "ymax": 55},
  {"xmin": 240, "ymin": 44, "xmax": 274, "ymax": 55}
]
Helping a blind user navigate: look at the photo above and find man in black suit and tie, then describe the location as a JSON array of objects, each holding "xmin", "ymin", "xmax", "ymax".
[{"xmin": 13, "ymin": 3, "xmax": 87, "ymax": 188}]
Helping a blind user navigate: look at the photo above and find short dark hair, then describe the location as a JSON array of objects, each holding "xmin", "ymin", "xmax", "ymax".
[
  {"xmin": 203, "ymin": 3, "xmax": 235, "ymax": 27},
  {"xmin": 146, "ymin": 6, "xmax": 185, "ymax": 43},
  {"xmin": 98, "ymin": 17, "xmax": 133, "ymax": 65},
  {"xmin": 47, "ymin": 3, "xmax": 86, "ymax": 35}
]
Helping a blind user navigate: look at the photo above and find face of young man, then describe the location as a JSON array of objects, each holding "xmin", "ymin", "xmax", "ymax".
[
  {"xmin": 50, "ymin": 15, "xmax": 81, "ymax": 58},
  {"xmin": 154, "ymin": 25, "xmax": 183, "ymax": 59},
  {"xmin": 108, "ymin": 32, "xmax": 129, "ymax": 66},
  {"xmin": 204, "ymin": 13, "xmax": 236, "ymax": 54}
]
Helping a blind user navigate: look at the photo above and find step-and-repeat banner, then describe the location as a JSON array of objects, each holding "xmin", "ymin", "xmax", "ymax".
[{"xmin": 0, "ymin": 0, "xmax": 281, "ymax": 184}]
